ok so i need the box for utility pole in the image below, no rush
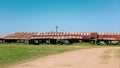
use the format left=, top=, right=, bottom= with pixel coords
left=56, top=26, right=58, bottom=32
left=55, top=26, right=58, bottom=44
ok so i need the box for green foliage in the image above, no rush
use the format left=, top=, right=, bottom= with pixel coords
left=73, top=42, right=92, bottom=46
left=97, top=42, right=107, bottom=46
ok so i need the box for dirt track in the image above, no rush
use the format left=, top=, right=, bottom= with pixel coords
left=12, top=47, right=120, bottom=68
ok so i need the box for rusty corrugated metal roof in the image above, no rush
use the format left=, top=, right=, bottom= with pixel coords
left=3, top=32, right=120, bottom=40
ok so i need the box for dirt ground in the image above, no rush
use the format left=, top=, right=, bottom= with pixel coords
left=12, top=47, right=120, bottom=68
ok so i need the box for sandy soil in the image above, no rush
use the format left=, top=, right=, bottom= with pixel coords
left=12, top=47, right=120, bottom=68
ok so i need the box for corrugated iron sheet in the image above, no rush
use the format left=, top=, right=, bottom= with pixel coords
left=4, top=32, right=120, bottom=40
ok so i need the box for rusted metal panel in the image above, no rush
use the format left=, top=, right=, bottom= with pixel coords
left=90, top=32, right=98, bottom=37
left=3, top=32, right=120, bottom=41
left=99, top=33, right=120, bottom=41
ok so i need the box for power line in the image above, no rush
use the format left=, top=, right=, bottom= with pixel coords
left=55, top=26, right=68, bottom=32
left=58, top=26, right=68, bottom=32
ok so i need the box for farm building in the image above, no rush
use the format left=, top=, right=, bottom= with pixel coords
left=1, top=32, right=120, bottom=45
left=0, top=34, right=7, bottom=43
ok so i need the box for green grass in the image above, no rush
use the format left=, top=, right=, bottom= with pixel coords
left=0, top=44, right=98, bottom=68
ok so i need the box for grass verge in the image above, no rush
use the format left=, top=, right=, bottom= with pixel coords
left=0, top=44, right=99, bottom=68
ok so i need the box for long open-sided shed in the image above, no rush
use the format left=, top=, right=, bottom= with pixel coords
left=2, top=32, right=120, bottom=45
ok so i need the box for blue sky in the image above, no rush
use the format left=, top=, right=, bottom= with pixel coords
left=0, top=0, right=119, bottom=34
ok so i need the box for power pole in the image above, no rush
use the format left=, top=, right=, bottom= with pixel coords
left=55, top=26, right=58, bottom=44
left=56, top=26, right=58, bottom=32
